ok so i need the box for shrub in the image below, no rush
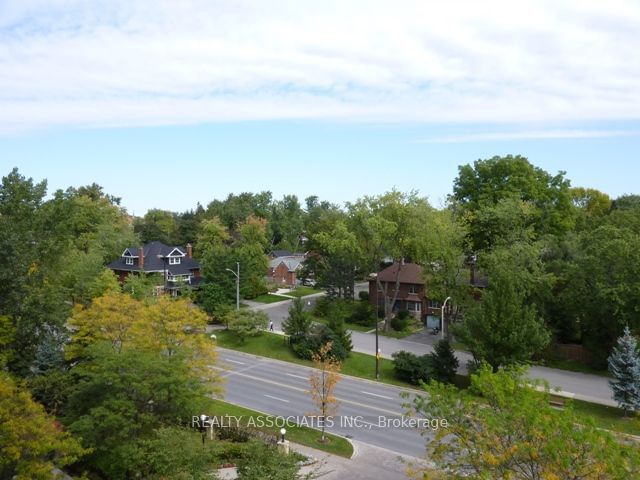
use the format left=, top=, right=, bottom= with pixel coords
left=391, top=315, right=411, bottom=332
left=358, top=291, right=370, bottom=301
left=313, top=296, right=333, bottom=317
left=290, top=324, right=349, bottom=362
left=349, top=301, right=376, bottom=327
left=392, top=351, right=433, bottom=384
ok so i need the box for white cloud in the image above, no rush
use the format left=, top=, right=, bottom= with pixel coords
left=0, top=0, right=639, bottom=133
left=418, top=129, right=640, bottom=143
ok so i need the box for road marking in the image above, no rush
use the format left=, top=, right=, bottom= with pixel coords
left=264, top=394, right=290, bottom=403
left=286, top=373, right=308, bottom=380
left=361, top=391, right=393, bottom=400
left=226, top=359, right=246, bottom=365
left=215, top=367, right=402, bottom=416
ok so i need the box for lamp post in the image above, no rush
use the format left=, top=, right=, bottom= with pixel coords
left=280, top=427, right=286, bottom=442
left=441, top=296, right=451, bottom=341
left=225, top=262, right=240, bottom=311
left=157, top=254, right=168, bottom=293
left=375, top=284, right=380, bottom=380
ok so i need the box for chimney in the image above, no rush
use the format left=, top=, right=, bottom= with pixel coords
left=186, top=243, right=193, bottom=259
left=139, top=246, right=144, bottom=268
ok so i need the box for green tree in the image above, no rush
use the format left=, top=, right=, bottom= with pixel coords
left=282, top=297, right=313, bottom=339
left=451, top=155, right=574, bottom=251
left=226, top=309, right=269, bottom=343
left=134, top=208, right=178, bottom=244
left=428, top=339, right=459, bottom=384
left=0, top=372, right=87, bottom=479
left=455, top=246, right=551, bottom=370
left=406, top=364, right=640, bottom=479
left=236, top=440, right=311, bottom=480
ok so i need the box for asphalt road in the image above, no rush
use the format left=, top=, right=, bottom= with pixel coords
left=254, top=290, right=616, bottom=407
left=216, top=348, right=433, bottom=458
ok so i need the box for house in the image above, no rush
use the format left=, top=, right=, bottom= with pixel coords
left=368, top=262, right=428, bottom=322
left=107, top=241, right=201, bottom=294
left=268, top=249, right=293, bottom=259
left=268, top=254, right=306, bottom=287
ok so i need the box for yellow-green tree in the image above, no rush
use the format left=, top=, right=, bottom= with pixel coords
left=406, top=364, right=640, bottom=479
left=0, top=372, right=87, bottom=479
left=308, top=342, right=342, bottom=442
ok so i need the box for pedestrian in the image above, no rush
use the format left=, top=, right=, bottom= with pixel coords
left=269, top=321, right=274, bottom=332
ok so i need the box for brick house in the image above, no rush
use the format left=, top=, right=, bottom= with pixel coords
left=369, top=262, right=427, bottom=321
left=107, top=241, right=201, bottom=294
left=268, top=254, right=305, bottom=287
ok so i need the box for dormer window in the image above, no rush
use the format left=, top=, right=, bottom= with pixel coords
left=169, top=257, right=181, bottom=265
left=126, top=257, right=134, bottom=265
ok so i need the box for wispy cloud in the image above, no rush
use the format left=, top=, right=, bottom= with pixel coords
left=1, top=0, right=640, bottom=133
left=418, top=129, right=640, bottom=143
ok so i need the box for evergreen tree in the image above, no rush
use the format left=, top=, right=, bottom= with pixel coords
left=282, top=297, right=312, bottom=340
left=429, top=339, right=459, bottom=384
left=608, top=326, right=640, bottom=416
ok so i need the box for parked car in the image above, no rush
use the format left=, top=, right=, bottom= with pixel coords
left=302, top=278, right=317, bottom=287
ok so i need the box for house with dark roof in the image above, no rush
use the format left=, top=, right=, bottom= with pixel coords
left=368, top=262, right=428, bottom=321
left=107, top=241, right=201, bottom=294
left=267, top=254, right=306, bottom=287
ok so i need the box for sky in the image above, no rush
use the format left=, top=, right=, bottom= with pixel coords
left=1, top=0, right=639, bottom=214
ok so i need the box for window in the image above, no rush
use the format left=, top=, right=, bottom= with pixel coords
left=408, top=284, right=419, bottom=294
left=407, top=301, right=421, bottom=312
left=428, top=300, right=440, bottom=309
left=125, top=257, right=134, bottom=265
left=169, top=257, right=181, bottom=265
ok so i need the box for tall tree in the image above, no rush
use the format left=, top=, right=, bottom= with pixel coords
left=455, top=243, right=551, bottom=370
left=451, top=155, right=574, bottom=251
left=282, top=297, right=313, bottom=339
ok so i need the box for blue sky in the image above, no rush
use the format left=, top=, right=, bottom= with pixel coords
left=1, top=1, right=639, bottom=213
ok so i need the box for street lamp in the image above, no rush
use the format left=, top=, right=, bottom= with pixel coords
left=441, top=296, right=451, bottom=341
left=280, top=427, right=286, bottom=442
left=225, top=262, right=240, bottom=310
left=375, top=285, right=380, bottom=380
left=157, top=254, right=168, bottom=293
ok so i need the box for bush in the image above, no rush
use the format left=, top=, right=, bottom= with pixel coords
left=391, top=315, right=411, bottom=332
left=392, top=351, right=433, bottom=385
left=290, top=324, right=349, bottom=362
left=349, top=301, right=376, bottom=327
left=358, top=291, right=369, bottom=301
left=397, top=309, right=411, bottom=320
left=313, top=296, right=333, bottom=317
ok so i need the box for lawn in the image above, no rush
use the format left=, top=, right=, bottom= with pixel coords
left=205, top=398, right=354, bottom=458
left=213, top=330, right=640, bottom=437
left=214, top=329, right=409, bottom=387
left=286, top=286, right=321, bottom=298
left=251, top=293, right=291, bottom=304
left=312, top=315, right=374, bottom=333
left=379, top=324, right=424, bottom=339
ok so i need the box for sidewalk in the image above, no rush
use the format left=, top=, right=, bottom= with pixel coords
left=217, top=439, right=430, bottom=480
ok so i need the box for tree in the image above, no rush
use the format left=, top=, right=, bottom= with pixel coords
left=429, top=339, right=459, bottom=384
left=406, top=364, right=640, bottom=479
left=451, top=155, right=574, bottom=251
left=391, top=351, right=432, bottom=385
left=314, top=220, right=363, bottom=299
left=608, top=327, right=640, bottom=416
left=348, top=190, right=433, bottom=331
left=226, top=309, right=269, bottom=343
left=564, top=225, right=640, bottom=367
left=282, top=297, right=313, bottom=339
left=64, top=345, right=210, bottom=479
left=0, top=372, right=87, bottom=479
left=455, top=249, right=551, bottom=370
left=236, top=440, right=313, bottom=480
left=325, top=313, right=353, bottom=356
left=308, top=342, right=341, bottom=442
left=134, top=208, right=178, bottom=244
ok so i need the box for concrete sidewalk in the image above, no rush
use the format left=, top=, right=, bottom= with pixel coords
left=217, top=439, right=430, bottom=480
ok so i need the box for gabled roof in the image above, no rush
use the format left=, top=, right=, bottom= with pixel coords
left=374, top=262, right=424, bottom=285
left=270, top=255, right=304, bottom=272
left=107, top=241, right=200, bottom=275
left=270, top=249, right=293, bottom=258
